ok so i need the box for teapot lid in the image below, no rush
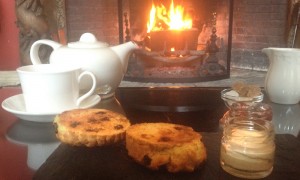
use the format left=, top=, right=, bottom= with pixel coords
left=67, top=33, right=108, bottom=48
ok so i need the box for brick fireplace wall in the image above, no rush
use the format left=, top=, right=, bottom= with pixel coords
left=66, top=0, right=288, bottom=71
left=66, top=0, right=120, bottom=45
left=231, top=0, right=288, bottom=70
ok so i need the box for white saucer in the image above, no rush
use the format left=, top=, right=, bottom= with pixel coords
left=1, top=94, right=101, bottom=122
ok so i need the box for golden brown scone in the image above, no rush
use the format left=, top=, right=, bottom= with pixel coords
left=53, top=109, right=131, bottom=147
left=125, top=123, right=207, bottom=173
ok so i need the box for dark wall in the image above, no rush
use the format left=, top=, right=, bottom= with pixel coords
left=231, top=0, right=288, bottom=70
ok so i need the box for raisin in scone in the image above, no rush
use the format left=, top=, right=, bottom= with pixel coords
left=53, top=109, right=131, bottom=147
left=125, top=123, right=207, bottom=173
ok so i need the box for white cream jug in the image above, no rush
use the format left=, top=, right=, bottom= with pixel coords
left=262, top=47, right=300, bottom=104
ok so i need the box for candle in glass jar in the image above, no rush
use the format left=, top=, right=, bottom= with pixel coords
left=220, top=119, right=275, bottom=179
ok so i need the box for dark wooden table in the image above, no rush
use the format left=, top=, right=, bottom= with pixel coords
left=1, top=87, right=300, bottom=180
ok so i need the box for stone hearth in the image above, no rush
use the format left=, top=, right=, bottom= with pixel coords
left=0, top=68, right=266, bottom=88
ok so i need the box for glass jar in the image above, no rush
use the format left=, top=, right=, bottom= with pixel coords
left=220, top=88, right=265, bottom=126
left=221, top=88, right=264, bottom=109
left=220, top=108, right=275, bottom=179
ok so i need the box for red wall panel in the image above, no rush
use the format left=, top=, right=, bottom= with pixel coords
left=0, top=0, right=20, bottom=70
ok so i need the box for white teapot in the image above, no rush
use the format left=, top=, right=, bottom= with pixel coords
left=30, top=33, right=138, bottom=99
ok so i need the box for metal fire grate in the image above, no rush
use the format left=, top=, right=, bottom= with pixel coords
left=118, top=0, right=234, bottom=83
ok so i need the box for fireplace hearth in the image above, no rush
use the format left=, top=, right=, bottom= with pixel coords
left=121, top=0, right=233, bottom=82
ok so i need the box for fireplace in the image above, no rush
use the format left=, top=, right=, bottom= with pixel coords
left=15, top=0, right=288, bottom=84
left=121, top=0, right=233, bottom=82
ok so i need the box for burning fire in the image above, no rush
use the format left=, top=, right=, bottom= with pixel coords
left=147, top=0, right=193, bottom=33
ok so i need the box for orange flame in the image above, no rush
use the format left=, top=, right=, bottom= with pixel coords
left=147, top=0, right=192, bottom=33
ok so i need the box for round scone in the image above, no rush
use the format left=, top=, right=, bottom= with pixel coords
left=125, top=123, right=207, bottom=173
left=53, top=109, right=131, bottom=147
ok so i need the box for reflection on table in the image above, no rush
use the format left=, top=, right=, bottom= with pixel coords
left=271, top=102, right=300, bottom=137
left=5, top=120, right=60, bottom=170
left=1, top=87, right=300, bottom=180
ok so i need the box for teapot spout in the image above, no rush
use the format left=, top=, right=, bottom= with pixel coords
left=111, top=41, right=139, bottom=73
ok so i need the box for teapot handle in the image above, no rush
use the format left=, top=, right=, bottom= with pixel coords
left=30, top=40, right=62, bottom=64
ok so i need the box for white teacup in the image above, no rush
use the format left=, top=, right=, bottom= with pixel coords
left=17, top=64, right=97, bottom=113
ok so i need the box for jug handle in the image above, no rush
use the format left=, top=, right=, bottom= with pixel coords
left=30, top=40, right=62, bottom=64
